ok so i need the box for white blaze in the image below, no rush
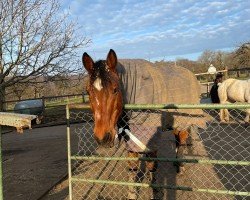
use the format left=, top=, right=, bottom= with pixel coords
left=93, top=78, right=103, bottom=91
left=95, top=112, right=101, bottom=120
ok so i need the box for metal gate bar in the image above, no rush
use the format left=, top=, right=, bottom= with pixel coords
left=71, top=156, right=250, bottom=166
left=69, top=103, right=250, bottom=110
left=71, top=178, right=250, bottom=196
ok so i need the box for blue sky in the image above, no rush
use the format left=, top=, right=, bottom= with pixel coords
left=62, top=0, right=250, bottom=61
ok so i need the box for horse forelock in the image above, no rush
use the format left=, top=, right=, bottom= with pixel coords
left=90, top=60, right=116, bottom=91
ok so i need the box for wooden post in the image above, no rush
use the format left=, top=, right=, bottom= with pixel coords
left=82, top=92, right=85, bottom=103
left=224, top=67, right=228, bottom=79
left=207, top=83, right=210, bottom=98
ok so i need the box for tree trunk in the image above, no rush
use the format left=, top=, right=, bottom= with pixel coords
left=0, top=85, right=6, bottom=111
left=34, top=87, right=37, bottom=98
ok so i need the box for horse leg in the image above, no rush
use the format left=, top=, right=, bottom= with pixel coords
left=127, top=151, right=139, bottom=200
left=219, top=109, right=225, bottom=122
left=173, top=129, right=188, bottom=174
left=218, top=87, right=229, bottom=122
left=220, top=107, right=230, bottom=122
left=224, top=108, right=230, bottom=122
left=244, top=99, right=250, bottom=123
left=245, top=110, right=250, bottom=123
left=220, top=108, right=230, bottom=122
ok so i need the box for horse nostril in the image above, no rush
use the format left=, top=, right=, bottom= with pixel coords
left=94, top=132, right=114, bottom=148
left=103, top=132, right=112, bottom=144
left=109, top=142, right=114, bottom=148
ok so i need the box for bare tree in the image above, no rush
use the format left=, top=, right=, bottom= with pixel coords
left=235, top=42, right=250, bottom=67
left=7, top=82, right=30, bottom=100
left=0, top=0, right=90, bottom=110
left=198, top=50, right=216, bottom=68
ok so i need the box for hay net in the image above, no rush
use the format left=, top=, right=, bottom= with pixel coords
left=117, top=59, right=206, bottom=130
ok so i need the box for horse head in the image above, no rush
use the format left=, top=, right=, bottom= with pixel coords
left=82, top=49, right=123, bottom=148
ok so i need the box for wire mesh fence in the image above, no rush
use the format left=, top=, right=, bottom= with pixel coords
left=67, top=104, right=250, bottom=200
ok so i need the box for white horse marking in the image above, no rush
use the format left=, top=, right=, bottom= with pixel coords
left=95, top=112, right=101, bottom=120
left=94, top=96, right=100, bottom=106
left=93, top=78, right=103, bottom=91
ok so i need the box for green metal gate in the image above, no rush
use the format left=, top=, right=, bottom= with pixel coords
left=66, top=104, right=250, bottom=200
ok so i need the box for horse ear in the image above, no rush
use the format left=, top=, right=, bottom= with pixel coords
left=106, top=49, right=117, bottom=72
left=82, top=52, right=94, bottom=74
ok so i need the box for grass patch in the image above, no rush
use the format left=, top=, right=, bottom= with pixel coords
left=45, top=97, right=84, bottom=107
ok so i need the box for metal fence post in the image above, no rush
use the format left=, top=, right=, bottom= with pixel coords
left=66, top=104, right=72, bottom=200
left=0, top=126, right=3, bottom=200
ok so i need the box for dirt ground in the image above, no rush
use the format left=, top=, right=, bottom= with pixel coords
left=2, top=125, right=78, bottom=200
left=54, top=125, right=249, bottom=200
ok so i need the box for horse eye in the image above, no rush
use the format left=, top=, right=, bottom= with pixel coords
left=113, top=88, right=118, bottom=94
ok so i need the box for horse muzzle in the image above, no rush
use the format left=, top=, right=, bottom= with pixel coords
left=94, top=132, right=115, bottom=148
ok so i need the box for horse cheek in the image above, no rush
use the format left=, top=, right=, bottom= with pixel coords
left=115, top=93, right=123, bottom=122
left=117, top=93, right=123, bottom=119
left=110, top=94, right=122, bottom=128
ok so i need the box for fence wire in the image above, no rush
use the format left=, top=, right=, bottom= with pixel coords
left=67, top=104, right=250, bottom=200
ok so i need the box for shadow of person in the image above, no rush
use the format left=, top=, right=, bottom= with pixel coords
left=126, top=110, right=178, bottom=199
left=146, top=110, right=177, bottom=200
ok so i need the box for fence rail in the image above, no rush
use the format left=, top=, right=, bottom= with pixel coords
left=2, top=94, right=88, bottom=127
left=69, top=103, right=250, bottom=109
left=4, top=93, right=85, bottom=110
left=3, top=93, right=83, bottom=104
left=71, top=156, right=250, bottom=166
left=67, top=103, right=250, bottom=200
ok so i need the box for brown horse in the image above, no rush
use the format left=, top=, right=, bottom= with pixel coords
left=82, top=49, right=123, bottom=148
left=83, top=50, right=162, bottom=198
